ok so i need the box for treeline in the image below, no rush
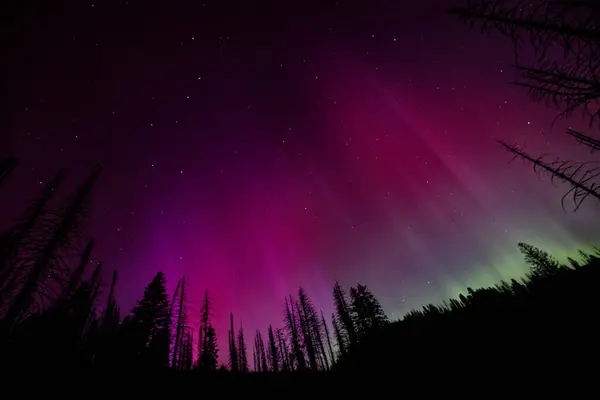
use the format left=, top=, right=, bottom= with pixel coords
left=0, top=159, right=389, bottom=372
left=336, top=244, right=600, bottom=373
left=1, top=158, right=599, bottom=376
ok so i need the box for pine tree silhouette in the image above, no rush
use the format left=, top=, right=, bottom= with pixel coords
left=200, top=324, right=218, bottom=371
left=276, top=328, right=289, bottom=371
left=333, top=281, right=357, bottom=348
left=237, top=324, right=249, bottom=372
left=284, top=295, right=306, bottom=371
left=518, top=242, right=564, bottom=278
left=349, top=284, right=389, bottom=339
left=228, top=312, right=239, bottom=372
left=321, top=309, right=336, bottom=366
left=197, top=289, right=214, bottom=370
left=128, top=271, right=171, bottom=368
left=332, top=312, right=346, bottom=357
left=267, top=325, right=279, bottom=372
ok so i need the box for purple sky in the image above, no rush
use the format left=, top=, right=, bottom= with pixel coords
left=2, top=0, right=599, bottom=362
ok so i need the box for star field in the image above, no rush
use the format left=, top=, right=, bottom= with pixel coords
left=2, top=0, right=600, bottom=357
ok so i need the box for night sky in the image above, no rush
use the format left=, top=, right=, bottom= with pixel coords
left=3, top=0, right=600, bottom=358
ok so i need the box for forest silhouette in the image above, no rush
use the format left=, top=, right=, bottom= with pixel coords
left=2, top=0, right=600, bottom=379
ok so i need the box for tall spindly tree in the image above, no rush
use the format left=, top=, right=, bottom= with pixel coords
left=228, top=312, right=239, bottom=372
left=333, top=282, right=357, bottom=348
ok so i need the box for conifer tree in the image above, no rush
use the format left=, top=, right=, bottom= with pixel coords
left=284, top=295, right=306, bottom=371
left=349, top=284, right=389, bottom=339
left=333, top=281, right=357, bottom=348
left=201, top=325, right=218, bottom=371
left=332, top=313, right=346, bottom=356
left=255, top=330, right=268, bottom=372
left=237, top=325, right=249, bottom=372
left=267, top=325, right=279, bottom=372
left=321, top=310, right=336, bottom=366
left=517, top=242, right=563, bottom=278
left=200, top=289, right=210, bottom=353
left=129, top=271, right=171, bottom=366
left=297, top=287, right=327, bottom=371
left=197, top=289, right=213, bottom=369
left=276, top=328, right=289, bottom=371
left=228, top=312, right=239, bottom=371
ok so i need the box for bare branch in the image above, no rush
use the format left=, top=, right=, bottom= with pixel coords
left=500, top=140, right=600, bottom=211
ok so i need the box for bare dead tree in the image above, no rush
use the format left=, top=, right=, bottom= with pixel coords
left=513, top=63, right=600, bottom=127
left=0, top=169, right=66, bottom=300
left=448, top=1, right=600, bottom=63
left=1, top=166, right=100, bottom=331
left=449, top=0, right=600, bottom=127
left=450, top=1, right=600, bottom=209
left=500, top=140, right=600, bottom=211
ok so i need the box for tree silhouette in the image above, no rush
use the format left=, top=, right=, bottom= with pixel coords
left=321, top=310, right=336, bottom=366
left=171, top=277, right=186, bottom=369
left=450, top=0, right=600, bottom=210
left=228, top=312, right=238, bottom=372
left=0, top=169, right=66, bottom=307
left=566, top=128, right=600, bottom=153
left=200, top=325, right=218, bottom=371
left=297, top=288, right=319, bottom=371
left=284, top=295, right=305, bottom=371
left=200, top=290, right=210, bottom=352
left=2, top=166, right=100, bottom=332
left=449, top=0, right=600, bottom=121
left=333, top=282, right=357, bottom=349
left=267, top=325, right=279, bottom=372
left=197, top=289, right=214, bottom=370
left=253, top=330, right=268, bottom=372
left=237, top=324, right=249, bottom=372
left=128, top=271, right=171, bottom=368
left=499, top=141, right=600, bottom=211
left=518, top=242, right=564, bottom=278
left=349, top=284, right=389, bottom=339
left=276, top=328, right=289, bottom=371
left=331, top=312, right=346, bottom=357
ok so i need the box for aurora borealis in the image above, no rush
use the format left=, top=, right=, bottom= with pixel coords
left=2, top=0, right=600, bottom=358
